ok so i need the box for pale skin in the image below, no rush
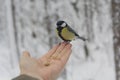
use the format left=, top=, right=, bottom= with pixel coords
left=20, top=42, right=72, bottom=80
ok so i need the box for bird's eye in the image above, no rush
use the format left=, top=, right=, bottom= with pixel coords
left=61, top=23, right=66, bottom=27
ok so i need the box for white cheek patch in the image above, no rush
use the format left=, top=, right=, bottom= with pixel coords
left=61, top=23, right=66, bottom=27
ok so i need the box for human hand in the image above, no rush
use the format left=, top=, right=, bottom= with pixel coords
left=20, top=42, right=72, bottom=80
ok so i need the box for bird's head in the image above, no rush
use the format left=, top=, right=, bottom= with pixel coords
left=56, top=20, right=67, bottom=28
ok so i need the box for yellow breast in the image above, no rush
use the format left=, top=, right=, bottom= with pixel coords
left=61, top=27, right=75, bottom=40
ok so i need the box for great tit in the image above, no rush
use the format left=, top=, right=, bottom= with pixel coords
left=56, top=20, right=86, bottom=42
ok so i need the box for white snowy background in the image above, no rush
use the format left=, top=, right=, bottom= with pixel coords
left=0, top=0, right=117, bottom=80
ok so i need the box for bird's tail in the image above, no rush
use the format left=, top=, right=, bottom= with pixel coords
left=77, top=36, right=87, bottom=41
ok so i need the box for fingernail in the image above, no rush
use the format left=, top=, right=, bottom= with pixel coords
left=23, top=51, right=29, bottom=54
left=65, top=42, right=69, bottom=44
left=62, top=42, right=66, bottom=45
left=63, top=42, right=66, bottom=43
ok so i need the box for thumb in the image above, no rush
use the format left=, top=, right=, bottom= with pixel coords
left=22, top=51, right=31, bottom=58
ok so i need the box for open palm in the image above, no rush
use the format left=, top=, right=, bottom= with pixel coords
left=20, top=42, right=72, bottom=80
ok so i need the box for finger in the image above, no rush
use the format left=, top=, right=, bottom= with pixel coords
left=38, top=44, right=61, bottom=66
left=42, top=43, right=60, bottom=58
left=22, top=51, right=31, bottom=58
left=59, top=44, right=72, bottom=62
left=61, top=48, right=72, bottom=64
left=50, top=45, right=72, bottom=68
left=51, top=42, right=67, bottom=59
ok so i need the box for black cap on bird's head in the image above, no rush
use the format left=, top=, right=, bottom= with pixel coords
left=56, top=20, right=67, bottom=28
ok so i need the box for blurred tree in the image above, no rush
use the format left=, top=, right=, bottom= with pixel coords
left=112, top=0, right=120, bottom=80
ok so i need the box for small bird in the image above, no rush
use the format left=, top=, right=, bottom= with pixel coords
left=56, top=20, right=86, bottom=42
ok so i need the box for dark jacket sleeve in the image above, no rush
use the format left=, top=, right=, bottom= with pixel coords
left=12, top=75, right=39, bottom=80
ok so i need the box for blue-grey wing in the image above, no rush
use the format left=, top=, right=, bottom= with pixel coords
left=67, top=26, right=79, bottom=36
left=67, top=25, right=86, bottom=41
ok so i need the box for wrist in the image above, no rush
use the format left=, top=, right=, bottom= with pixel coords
left=13, top=74, right=40, bottom=80
left=21, top=72, right=44, bottom=80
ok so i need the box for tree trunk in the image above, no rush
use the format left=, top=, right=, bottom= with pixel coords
left=112, top=0, right=120, bottom=80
